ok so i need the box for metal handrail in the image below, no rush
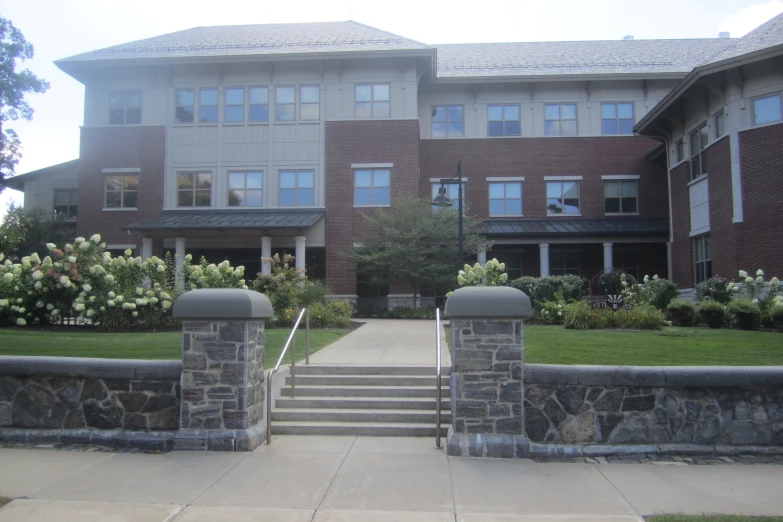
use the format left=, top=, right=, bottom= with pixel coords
left=266, top=307, right=309, bottom=445
left=435, top=307, right=442, bottom=449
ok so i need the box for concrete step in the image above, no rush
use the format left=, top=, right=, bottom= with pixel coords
left=270, top=421, right=450, bottom=437
left=271, top=408, right=452, bottom=423
left=275, top=397, right=450, bottom=410
left=280, top=385, right=448, bottom=398
left=286, top=375, right=450, bottom=387
left=294, top=365, right=450, bottom=376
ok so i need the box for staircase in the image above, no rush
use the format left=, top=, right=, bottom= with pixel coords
left=270, top=365, right=451, bottom=437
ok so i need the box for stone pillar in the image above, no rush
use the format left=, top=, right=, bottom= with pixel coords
left=477, top=250, right=487, bottom=267
left=141, top=238, right=153, bottom=261
left=444, top=286, right=533, bottom=458
left=175, top=237, right=186, bottom=289
left=295, top=235, right=306, bottom=277
left=539, top=243, right=550, bottom=277
left=261, top=236, right=272, bottom=275
left=603, top=242, right=614, bottom=273
left=172, top=289, right=273, bottom=451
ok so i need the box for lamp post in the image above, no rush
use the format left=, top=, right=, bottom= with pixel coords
left=432, top=160, right=463, bottom=266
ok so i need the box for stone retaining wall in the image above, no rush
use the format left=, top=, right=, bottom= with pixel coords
left=0, top=356, right=181, bottom=451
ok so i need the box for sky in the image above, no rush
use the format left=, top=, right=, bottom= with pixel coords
left=2, top=0, right=782, bottom=216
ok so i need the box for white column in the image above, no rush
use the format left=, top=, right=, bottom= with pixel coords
left=539, top=243, right=550, bottom=277
left=175, top=237, right=186, bottom=289
left=603, top=242, right=614, bottom=273
left=141, top=238, right=153, bottom=261
left=295, top=236, right=306, bottom=277
left=261, top=236, right=272, bottom=275
left=477, top=250, right=487, bottom=267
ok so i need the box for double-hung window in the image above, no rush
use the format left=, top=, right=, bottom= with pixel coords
left=544, top=103, right=577, bottom=136
left=431, top=106, right=464, bottom=137
left=354, top=169, right=390, bottom=206
left=488, top=105, right=521, bottom=136
left=753, top=93, right=782, bottom=125
left=105, top=174, right=138, bottom=209
left=604, top=180, right=638, bottom=214
left=550, top=252, right=580, bottom=276
left=690, top=125, right=709, bottom=180
left=279, top=170, right=314, bottom=206
left=714, top=111, right=726, bottom=138
left=300, top=86, right=320, bottom=120
left=546, top=181, right=580, bottom=214
left=54, top=190, right=78, bottom=219
left=694, top=235, right=712, bottom=284
left=175, top=89, right=194, bottom=123
left=431, top=183, right=464, bottom=213
left=355, top=84, right=390, bottom=118
left=601, top=103, right=634, bottom=135
left=109, top=91, right=142, bottom=125
left=675, top=140, right=684, bottom=163
left=228, top=171, right=263, bottom=207
left=225, top=88, right=245, bottom=122
left=249, top=87, right=269, bottom=121
left=489, top=182, right=522, bottom=216
left=199, top=89, right=218, bottom=123
left=276, top=87, right=295, bottom=121
left=177, top=172, right=212, bottom=207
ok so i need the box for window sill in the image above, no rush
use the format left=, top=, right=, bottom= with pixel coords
left=547, top=213, right=582, bottom=217
left=102, top=207, right=138, bottom=212
left=687, top=174, right=708, bottom=187
left=605, top=213, right=640, bottom=217
left=488, top=214, right=524, bottom=218
left=354, top=204, right=391, bottom=208
left=108, top=123, right=143, bottom=127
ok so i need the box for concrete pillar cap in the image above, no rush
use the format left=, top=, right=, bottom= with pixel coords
left=445, top=286, right=533, bottom=319
left=173, top=289, right=273, bottom=319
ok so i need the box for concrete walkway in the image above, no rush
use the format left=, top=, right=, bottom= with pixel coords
left=1, top=438, right=782, bottom=521
left=309, top=319, right=451, bottom=367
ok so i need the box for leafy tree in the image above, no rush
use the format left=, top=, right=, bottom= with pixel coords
left=0, top=204, right=74, bottom=260
left=346, top=197, right=490, bottom=308
left=0, top=18, right=50, bottom=190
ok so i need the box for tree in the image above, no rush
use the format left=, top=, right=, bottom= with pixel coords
left=0, top=18, right=50, bottom=190
left=0, top=204, right=74, bottom=261
left=346, top=197, right=490, bottom=308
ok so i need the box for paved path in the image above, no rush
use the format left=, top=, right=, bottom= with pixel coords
left=1, top=438, right=782, bottom=521
left=309, top=319, right=451, bottom=367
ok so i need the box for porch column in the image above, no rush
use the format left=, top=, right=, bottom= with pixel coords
left=175, top=237, right=186, bottom=290
left=261, top=236, right=272, bottom=275
left=295, top=236, right=306, bottom=277
left=141, top=238, right=153, bottom=261
left=477, top=250, right=487, bottom=267
left=603, top=242, right=614, bottom=273
left=539, top=243, right=550, bottom=277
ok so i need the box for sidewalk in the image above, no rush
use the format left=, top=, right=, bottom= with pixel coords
left=1, top=436, right=782, bottom=521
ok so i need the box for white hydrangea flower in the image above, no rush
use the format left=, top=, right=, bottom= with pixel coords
left=149, top=297, right=159, bottom=305
left=16, top=318, right=26, bottom=326
left=46, top=243, right=56, bottom=250
left=136, top=287, right=144, bottom=295
left=74, top=303, right=85, bottom=312
left=643, top=275, right=650, bottom=283
left=739, top=270, right=748, bottom=278
left=79, top=242, right=90, bottom=250
left=74, top=237, right=85, bottom=245
left=745, top=276, right=753, bottom=283
left=3, top=273, right=14, bottom=282
left=159, top=292, right=171, bottom=300
left=116, top=295, right=124, bottom=302
left=86, top=310, right=95, bottom=317
left=30, top=253, right=40, bottom=264
left=32, top=271, right=43, bottom=280
left=105, top=274, right=115, bottom=284
left=242, top=285, right=249, bottom=290
left=771, top=277, right=779, bottom=286
left=132, top=311, right=139, bottom=317
left=83, top=284, right=92, bottom=293
left=122, top=302, right=131, bottom=309
left=156, top=265, right=165, bottom=273
left=107, top=300, right=115, bottom=307
left=653, top=275, right=659, bottom=280
left=185, top=254, right=192, bottom=261
left=145, top=290, right=155, bottom=297
left=125, top=249, right=133, bottom=257
left=59, top=275, right=70, bottom=286
left=90, top=234, right=101, bottom=243
left=34, top=281, right=42, bottom=289
left=757, top=269, right=764, bottom=277
left=46, top=304, right=54, bottom=311
left=136, top=298, right=147, bottom=306
left=68, top=256, right=76, bottom=263
left=756, top=276, right=763, bottom=284
left=161, top=301, right=171, bottom=310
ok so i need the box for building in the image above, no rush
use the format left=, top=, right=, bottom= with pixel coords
left=6, top=15, right=783, bottom=308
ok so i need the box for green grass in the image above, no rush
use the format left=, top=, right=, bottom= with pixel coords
left=0, top=328, right=348, bottom=370
left=647, top=515, right=783, bottom=522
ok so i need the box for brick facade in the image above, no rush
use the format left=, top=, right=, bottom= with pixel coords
left=705, top=136, right=737, bottom=280
left=670, top=161, right=692, bottom=288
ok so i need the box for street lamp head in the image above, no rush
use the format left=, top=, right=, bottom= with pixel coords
left=431, top=184, right=452, bottom=207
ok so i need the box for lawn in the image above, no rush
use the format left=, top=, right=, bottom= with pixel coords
left=647, top=516, right=783, bottom=522
left=0, top=328, right=348, bottom=369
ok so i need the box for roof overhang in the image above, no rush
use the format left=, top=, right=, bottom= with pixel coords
left=3, top=159, right=80, bottom=192
left=483, top=218, right=669, bottom=238
left=125, top=208, right=324, bottom=235
left=432, top=72, right=688, bottom=84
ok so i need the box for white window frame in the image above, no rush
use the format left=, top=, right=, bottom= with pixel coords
left=752, top=92, right=782, bottom=126
left=355, top=83, right=391, bottom=119
left=353, top=168, right=391, bottom=207
left=603, top=179, right=638, bottom=215
left=198, top=88, right=219, bottom=124
left=279, top=170, right=315, bottom=207
left=224, top=87, right=245, bottom=123
left=600, top=102, right=635, bottom=135
left=544, top=103, right=578, bottom=136
left=299, top=85, right=320, bottom=121
left=105, top=173, right=139, bottom=210
left=487, top=104, right=521, bottom=136
left=689, top=123, right=709, bottom=180
left=227, top=171, right=263, bottom=207
left=714, top=110, right=726, bottom=138
left=109, top=91, right=142, bottom=125
left=488, top=181, right=523, bottom=216
left=175, top=88, right=195, bottom=124
left=694, top=234, right=712, bottom=284
left=249, top=86, right=269, bottom=122
left=275, top=86, right=296, bottom=122
left=430, top=181, right=466, bottom=215
left=53, top=189, right=78, bottom=220
left=675, top=139, right=684, bottom=164
left=550, top=251, right=581, bottom=276
left=431, top=105, right=464, bottom=138
left=546, top=180, right=581, bottom=215
left=176, top=171, right=213, bottom=208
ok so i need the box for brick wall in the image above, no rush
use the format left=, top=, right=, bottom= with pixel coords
left=324, top=120, right=421, bottom=295
left=670, top=161, right=692, bottom=288
left=705, top=136, right=737, bottom=279
left=77, top=126, right=166, bottom=249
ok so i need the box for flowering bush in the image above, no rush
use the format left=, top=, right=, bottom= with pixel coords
left=510, top=275, right=584, bottom=305
left=695, top=276, right=733, bottom=304
left=562, top=300, right=598, bottom=330
left=727, top=298, right=761, bottom=331
left=698, top=300, right=726, bottom=329
left=457, top=259, right=508, bottom=287
left=253, top=254, right=305, bottom=325
left=536, top=297, right=566, bottom=325
left=667, top=299, right=698, bottom=327
left=638, top=275, right=679, bottom=311
left=771, top=303, right=783, bottom=330
left=597, top=270, right=638, bottom=297
left=619, top=304, right=666, bottom=330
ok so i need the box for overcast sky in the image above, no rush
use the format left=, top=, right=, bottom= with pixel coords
left=2, top=0, right=782, bottom=216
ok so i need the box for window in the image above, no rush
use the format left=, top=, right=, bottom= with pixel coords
left=676, top=140, right=684, bottom=163
left=54, top=189, right=78, bottom=219
left=228, top=171, right=262, bottom=207
left=489, top=182, right=523, bottom=216
left=753, top=93, right=782, bottom=125
left=175, top=89, right=194, bottom=123
left=249, top=87, right=269, bottom=121
left=354, top=169, right=390, bottom=206
left=488, top=105, right=521, bottom=136
left=714, top=112, right=726, bottom=138
left=694, top=235, right=712, bottom=284
left=431, top=183, right=464, bottom=213
left=550, top=252, right=580, bottom=276
left=300, top=86, right=320, bottom=120
left=105, top=174, right=138, bottom=209
left=279, top=170, right=314, bottom=206
left=601, top=103, right=634, bottom=135
left=432, top=106, right=464, bottom=137
left=604, top=180, right=637, bottom=214
left=690, top=125, right=709, bottom=180
left=199, top=88, right=218, bottom=123
left=615, top=250, right=639, bottom=280
left=355, top=84, right=390, bottom=118
left=546, top=181, right=580, bottom=214
left=544, top=103, right=577, bottom=136
left=225, top=88, right=245, bottom=122
left=109, top=91, right=141, bottom=125
left=276, top=87, right=295, bottom=121
left=177, top=172, right=212, bottom=207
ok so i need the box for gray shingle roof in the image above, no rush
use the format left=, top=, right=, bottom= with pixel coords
left=483, top=218, right=669, bottom=237
left=125, top=209, right=324, bottom=231
left=57, top=21, right=430, bottom=64
left=436, top=39, right=736, bottom=78
left=706, top=12, right=783, bottom=63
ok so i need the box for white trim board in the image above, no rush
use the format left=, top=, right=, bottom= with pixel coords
left=544, top=176, right=582, bottom=181
left=352, top=163, right=393, bottom=169
left=601, top=175, right=640, bottom=180
left=487, top=176, right=525, bottom=182
left=102, top=167, right=141, bottom=173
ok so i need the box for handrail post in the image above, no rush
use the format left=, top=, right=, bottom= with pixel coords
left=305, top=308, right=310, bottom=365
left=266, top=370, right=272, bottom=445
left=435, top=307, right=442, bottom=449
left=291, top=320, right=297, bottom=398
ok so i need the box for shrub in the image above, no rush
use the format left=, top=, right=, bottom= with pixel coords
left=457, top=259, right=508, bottom=287
left=563, top=300, right=599, bottom=330
left=536, top=298, right=566, bottom=325
left=638, top=275, right=679, bottom=311
left=622, top=304, right=666, bottom=330
left=253, top=254, right=307, bottom=325
left=727, top=299, right=761, bottom=330
left=771, top=303, right=783, bottom=330
left=598, top=309, right=625, bottom=329
left=597, top=270, right=637, bottom=296
left=298, top=280, right=327, bottom=308
left=509, top=275, right=583, bottom=305
left=380, top=306, right=435, bottom=319
left=667, top=299, right=697, bottom=327
left=307, top=300, right=353, bottom=328
left=698, top=300, right=726, bottom=329
left=695, top=276, right=732, bottom=304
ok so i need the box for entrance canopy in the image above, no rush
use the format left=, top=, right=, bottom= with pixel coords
left=483, top=218, right=668, bottom=239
